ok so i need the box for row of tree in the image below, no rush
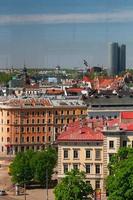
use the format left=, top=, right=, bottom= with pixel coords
left=10, top=148, right=57, bottom=186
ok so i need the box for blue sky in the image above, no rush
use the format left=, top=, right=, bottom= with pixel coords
left=0, top=0, right=133, bottom=68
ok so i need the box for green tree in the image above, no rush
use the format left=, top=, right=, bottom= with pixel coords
left=106, top=147, right=133, bottom=200
left=31, top=147, right=57, bottom=185
left=10, top=150, right=35, bottom=185
left=54, top=169, right=93, bottom=200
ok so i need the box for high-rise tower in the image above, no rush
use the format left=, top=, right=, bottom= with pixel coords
left=109, top=42, right=126, bottom=75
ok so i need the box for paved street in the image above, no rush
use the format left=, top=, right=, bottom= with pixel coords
left=0, top=158, right=55, bottom=200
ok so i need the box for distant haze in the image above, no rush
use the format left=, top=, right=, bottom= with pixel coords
left=0, top=0, right=133, bottom=68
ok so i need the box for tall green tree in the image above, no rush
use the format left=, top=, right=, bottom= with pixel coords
left=31, top=147, right=57, bottom=185
left=106, top=147, right=133, bottom=200
left=10, top=150, right=35, bottom=185
left=54, top=169, right=93, bottom=200
left=10, top=148, right=57, bottom=186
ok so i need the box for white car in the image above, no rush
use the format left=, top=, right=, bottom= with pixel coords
left=0, top=190, right=6, bottom=196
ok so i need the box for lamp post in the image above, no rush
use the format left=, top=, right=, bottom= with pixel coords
left=46, top=168, right=48, bottom=200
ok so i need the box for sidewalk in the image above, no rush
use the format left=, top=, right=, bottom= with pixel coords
left=9, top=188, right=55, bottom=200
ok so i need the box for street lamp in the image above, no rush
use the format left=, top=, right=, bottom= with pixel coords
left=46, top=168, right=48, bottom=200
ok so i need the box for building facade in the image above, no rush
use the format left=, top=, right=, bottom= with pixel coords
left=0, top=97, right=87, bottom=155
left=58, top=120, right=104, bottom=199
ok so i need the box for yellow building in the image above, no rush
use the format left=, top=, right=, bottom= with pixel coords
left=57, top=119, right=104, bottom=197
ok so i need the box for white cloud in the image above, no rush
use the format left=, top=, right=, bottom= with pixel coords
left=0, top=10, right=133, bottom=25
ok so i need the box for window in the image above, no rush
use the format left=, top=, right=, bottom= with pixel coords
left=81, top=110, right=83, bottom=115
left=67, top=119, right=69, bottom=123
left=27, top=119, right=29, bottom=124
left=123, top=140, right=127, bottom=147
left=37, top=136, right=40, bottom=142
left=42, top=136, right=45, bottom=142
left=64, top=150, right=68, bottom=159
left=67, top=110, right=69, bottom=115
left=27, top=127, right=29, bottom=132
left=55, top=127, right=58, bottom=133
left=1, top=137, right=3, bottom=142
left=32, top=112, right=34, bottom=116
left=48, top=127, right=51, bottom=132
left=73, top=164, right=78, bottom=170
left=73, top=110, right=75, bottom=115
left=63, top=164, right=68, bottom=173
left=37, top=127, right=40, bottom=132
left=55, top=119, right=58, bottom=124
left=85, top=164, right=91, bottom=173
left=95, top=150, right=101, bottom=160
left=42, top=119, right=45, bottom=123
left=61, top=110, right=63, bottom=115
left=96, top=164, right=100, bottom=174
left=32, top=127, right=34, bottom=133
left=7, top=128, right=10, bottom=132
left=32, top=136, right=34, bottom=142
left=43, top=111, right=45, bottom=116
left=48, top=136, right=51, bottom=142
left=7, top=120, right=9, bottom=124
left=7, top=137, right=10, bottom=142
left=61, top=119, right=63, bottom=124
left=7, top=111, right=9, bottom=116
left=73, top=150, right=79, bottom=159
left=37, top=119, right=40, bottom=124
left=109, top=141, right=114, bottom=149
left=32, top=119, right=34, bottom=124
left=48, top=119, right=51, bottom=123
left=95, top=180, right=100, bottom=189
left=86, top=149, right=91, bottom=159
left=1, top=127, right=3, bottom=132
left=27, top=137, right=29, bottom=142
left=55, top=111, right=58, bottom=115
left=37, top=112, right=40, bottom=116
left=15, top=137, right=18, bottom=143
left=48, top=111, right=51, bottom=116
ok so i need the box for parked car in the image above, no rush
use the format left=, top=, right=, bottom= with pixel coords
left=0, top=190, right=6, bottom=196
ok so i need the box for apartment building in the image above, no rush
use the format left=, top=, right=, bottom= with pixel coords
left=57, top=113, right=133, bottom=200
left=0, top=97, right=87, bottom=155
left=58, top=119, right=104, bottom=198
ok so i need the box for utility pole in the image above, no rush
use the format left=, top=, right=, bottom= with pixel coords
left=46, top=168, right=48, bottom=200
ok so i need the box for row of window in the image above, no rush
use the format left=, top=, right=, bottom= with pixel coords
left=63, top=163, right=101, bottom=174
left=64, top=149, right=102, bottom=160
left=109, top=140, right=129, bottom=149
left=2, top=118, right=77, bottom=125
left=20, top=126, right=50, bottom=133
left=1, top=136, right=51, bottom=143
left=2, top=126, right=52, bottom=133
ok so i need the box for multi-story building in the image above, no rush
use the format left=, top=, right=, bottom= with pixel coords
left=58, top=119, right=104, bottom=198
left=57, top=112, right=133, bottom=200
left=0, top=97, right=87, bottom=155
left=109, top=42, right=126, bottom=75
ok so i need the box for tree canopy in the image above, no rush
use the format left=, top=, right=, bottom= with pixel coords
left=106, top=147, right=133, bottom=200
left=54, top=169, right=93, bottom=200
left=10, top=148, right=57, bottom=186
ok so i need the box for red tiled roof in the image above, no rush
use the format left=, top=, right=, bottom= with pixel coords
left=58, top=120, right=103, bottom=142
left=66, top=88, right=83, bottom=93
left=46, top=89, right=64, bottom=95
left=121, top=112, right=133, bottom=119
left=120, top=123, right=133, bottom=131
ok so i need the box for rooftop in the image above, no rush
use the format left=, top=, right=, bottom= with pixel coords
left=58, top=119, right=103, bottom=142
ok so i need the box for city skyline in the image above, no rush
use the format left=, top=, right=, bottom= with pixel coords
left=0, top=0, right=133, bottom=68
